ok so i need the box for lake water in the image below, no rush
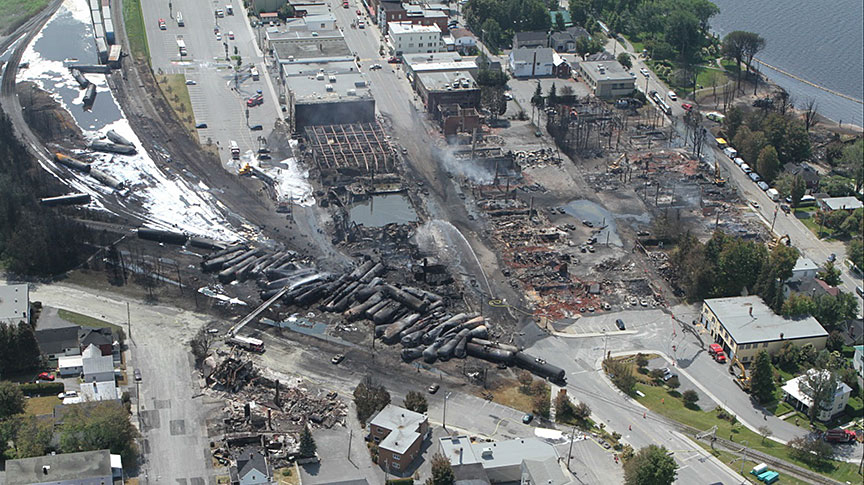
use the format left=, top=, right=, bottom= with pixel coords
left=710, top=0, right=863, bottom=127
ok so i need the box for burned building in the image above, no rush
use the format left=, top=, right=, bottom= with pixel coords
left=305, top=122, right=396, bottom=184
left=439, top=104, right=481, bottom=136
left=415, top=70, right=479, bottom=117
left=271, top=31, right=375, bottom=132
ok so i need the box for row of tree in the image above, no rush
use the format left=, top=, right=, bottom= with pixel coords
left=669, top=230, right=799, bottom=310
left=0, top=110, right=96, bottom=276
left=463, top=0, right=553, bottom=50
left=724, top=108, right=812, bottom=183
left=0, top=321, right=42, bottom=376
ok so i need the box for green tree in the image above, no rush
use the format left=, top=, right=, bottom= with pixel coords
left=532, top=383, right=550, bottom=418
left=573, top=401, right=591, bottom=420
left=812, top=292, right=858, bottom=331
left=741, top=130, right=767, bottom=166
left=756, top=145, right=780, bottom=183
left=14, top=415, right=53, bottom=458
left=722, top=31, right=753, bottom=90
left=569, top=0, right=589, bottom=25
left=59, top=401, right=139, bottom=469
left=554, top=12, right=566, bottom=32
left=665, top=10, right=700, bottom=61
left=681, top=390, right=699, bottom=407
left=723, top=106, right=744, bottom=141
left=617, top=52, right=632, bottom=70
left=623, top=444, right=678, bottom=485
left=757, top=425, right=773, bottom=444
left=825, top=331, right=845, bottom=352
left=848, top=238, right=863, bottom=271
left=840, top=139, right=864, bottom=192
left=750, top=350, right=776, bottom=404
left=404, top=391, right=428, bottom=414
left=790, top=175, right=806, bottom=208
left=797, top=369, right=838, bottom=423
left=554, top=389, right=576, bottom=422
left=531, top=82, right=544, bottom=108
left=0, top=382, right=25, bottom=420
left=605, top=358, right=637, bottom=395
left=818, top=175, right=855, bottom=197
left=781, top=122, right=811, bottom=164
left=426, top=452, right=455, bottom=485
left=817, top=261, right=842, bottom=286
left=773, top=173, right=795, bottom=198
left=276, top=3, right=295, bottom=20
left=547, top=83, right=558, bottom=105
left=517, top=370, right=534, bottom=392
left=480, top=18, right=502, bottom=50
left=788, top=436, right=833, bottom=466
left=781, top=294, right=815, bottom=317
left=298, top=425, right=317, bottom=458
left=353, top=376, right=391, bottom=426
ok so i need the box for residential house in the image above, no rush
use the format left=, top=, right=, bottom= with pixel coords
left=57, top=355, right=84, bottom=377
left=82, top=343, right=115, bottom=383
left=700, top=296, right=828, bottom=364
left=369, top=404, right=429, bottom=474
left=577, top=60, right=635, bottom=98
left=548, top=10, right=573, bottom=28
left=0, top=283, right=29, bottom=325
left=549, top=26, right=589, bottom=53
left=782, top=162, right=820, bottom=190
left=552, top=53, right=571, bottom=78
left=378, top=1, right=407, bottom=32
left=817, top=196, right=863, bottom=211
left=36, top=325, right=81, bottom=360
left=449, top=28, right=476, bottom=53
left=4, top=449, right=121, bottom=485
left=512, top=31, right=548, bottom=50
left=789, top=257, right=820, bottom=282
left=782, top=369, right=852, bottom=421
left=230, top=450, right=272, bottom=485
left=522, top=457, right=577, bottom=484
left=509, top=47, right=554, bottom=78
left=80, top=326, right=114, bottom=356
left=584, top=50, right=615, bottom=62
left=784, top=277, right=839, bottom=299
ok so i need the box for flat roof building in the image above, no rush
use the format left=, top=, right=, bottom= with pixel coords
left=415, top=70, right=479, bottom=116
left=369, top=404, right=429, bottom=474
left=700, top=296, right=828, bottom=364
left=439, top=435, right=565, bottom=483
left=388, top=21, right=442, bottom=55
left=5, top=449, right=120, bottom=484
left=818, top=196, right=863, bottom=211
left=577, top=60, right=635, bottom=98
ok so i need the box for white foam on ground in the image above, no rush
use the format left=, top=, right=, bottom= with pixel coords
left=16, top=0, right=241, bottom=241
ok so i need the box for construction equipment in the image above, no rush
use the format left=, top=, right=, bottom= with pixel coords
left=238, top=163, right=253, bottom=176
left=729, top=357, right=750, bottom=392
left=714, top=163, right=726, bottom=186
left=767, top=234, right=791, bottom=250
left=608, top=153, right=627, bottom=173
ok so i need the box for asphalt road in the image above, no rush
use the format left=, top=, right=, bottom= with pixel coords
left=140, top=0, right=281, bottom=162
left=29, top=283, right=221, bottom=484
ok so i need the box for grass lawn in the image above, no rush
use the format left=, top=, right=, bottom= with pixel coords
left=0, top=0, right=50, bottom=35
left=794, top=209, right=834, bottom=238
left=25, top=395, right=61, bottom=416
left=771, top=400, right=794, bottom=417
left=489, top=381, right=537, bottom=415
left=634, top=383, right=861, bottom=483
left=58, top=309, right=123, bottom=333
left=696, top=67, right=729, bottom=91
left=122, top=0, right=149, bottom=61
left=156, top=74, right=197, bottom=136
left=274, top=466, right=301, bottom=485
left=700, top=445, right=813, bottom=485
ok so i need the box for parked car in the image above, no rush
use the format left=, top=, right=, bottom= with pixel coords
left=757, top=181, right=770, bottom=191
left=185, top=80, right=196, bottom=85
left=228, top=31, right=235, bottom=40
left=706, top=112, right=725, bottom=122
left=615, top=319, right=626, bottom=330
left=331, top=354, right=344, bottom=364
left=58, top=390, right=78, bottom=399
left=158, top=18, right=167, bottom=30
left=37, top=372, right=54, bottom=381
left=681, top=103, right=693, bottom=111
left=195, top=122, right=208, bottom=129
left=640, top=68, right=649, bottom=77
left=667, top=90, right=677, bottom=100
left=428, top=383, right=440, bottom=394
left=522, top=413, right=534, bottom=424
left=250, top=124, right=263, bottom=131
left=134, top=369, right=142, bottom=381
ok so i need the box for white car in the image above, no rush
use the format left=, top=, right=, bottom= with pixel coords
left=58, top=390, right=78, bottom=399
left=216, top=33, right=222, bottom=41
left=640, top=68, right=649, bottom=77
left=667, top=90, right=677, bottom=101
left=228, top=31, right=235, bottom=40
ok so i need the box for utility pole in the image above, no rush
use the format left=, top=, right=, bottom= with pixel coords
left=566, top=426, right=577, bottom=469
left=443, top=392, right=452, bottom=431
left=126, top=302, right=132, bottom=343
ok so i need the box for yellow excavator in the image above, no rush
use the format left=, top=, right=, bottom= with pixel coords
left=714, top=163, right=726, bottom=186
left=608, top=153, right=627, bottom=173
left=238, top=163, right=253, bottom=176
left=768, top=234, right=791, bottom=250
left=729, top=357, right=750, bottom=392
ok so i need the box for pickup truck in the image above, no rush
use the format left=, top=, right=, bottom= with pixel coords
left=824, top=429, right=857, bottom=443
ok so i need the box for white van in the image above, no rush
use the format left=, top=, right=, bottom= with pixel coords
left=226, top=4, right=234, bottom=15
left=723, top=147, right=738, bottom=158
left=740, top=163, right=752, bottom=174
left=733, top=157, right=745, bottom=167
left=176, top=11, right=184, bottom=26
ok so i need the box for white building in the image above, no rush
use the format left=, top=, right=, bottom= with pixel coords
left=57, top=355, right=84, bottom=377
left=82, top=344, right=115, bottom=383
left=387, top=21, right=442, bottom=55
left=0, top=283, right=29, bottom=325
left=789, top=257, right=819, bottom=283
left=781, top=369, right=852, bottom=422
left=854, top=345, right=863, bottom=388
left=509, top=47, right=554, bottom=78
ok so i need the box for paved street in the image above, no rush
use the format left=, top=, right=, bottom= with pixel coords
left=29, top=283, right=221, bottom=484
left=140, top=0, right=281, bottom=162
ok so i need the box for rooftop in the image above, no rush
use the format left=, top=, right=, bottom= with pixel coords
left=281, top=60, right=372, bottom=102
left=782, top=369, right=852, bottom=408
left=271, top=31, right=354, bottom=63
left=511, top=47, right=554, bottom=64
left=80, top=379, right=119, bottom=401
left=523, top=457, right=576, bottom=484
left=416, top=70, right=476, bottom=91
left=58, top=354, right=84, bottom=368
left=82, top=343, right=115, bottom=376
left=35, top=325, right=81, bottom=355
left=514, top=31, right=548, bottom=44
left=389, top=21, right=441, bottom=35
left=704, top=296, right=828, bottom=344
left=819, top=196, right=863, bottom=210
left=5, top=449, right=112, bottom=484
left=579, top=60, right=632, bottom=82
left=370, top=404, right=427, bottom=454
left=439, top=435, right=559, bottom=470
left=792, top=257, right=819, bottom=273
left=0, top=283, right=29, bottom=323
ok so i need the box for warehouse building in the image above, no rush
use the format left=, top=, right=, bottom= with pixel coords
left=700, top=296, right=828, bottom=364
left=577, top=60, right=635, bottom=98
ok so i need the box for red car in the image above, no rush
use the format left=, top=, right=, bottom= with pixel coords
left=356, top=9, right=362, bottom=15
left=342, top=1, right=349, bottom=8
left=681, top=103, right=693, bottom=111
left=387, top=56, right=400, bottom=64
left=158, top=18, right=167, bottom=30
left=37, top=372, right=55, bottom=381
left=246, top=94, right=263, bottom=107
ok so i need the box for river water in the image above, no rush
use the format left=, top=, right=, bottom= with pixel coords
left=710, top=0, right=863, bottom=127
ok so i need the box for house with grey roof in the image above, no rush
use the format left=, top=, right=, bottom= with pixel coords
left=509, top=47, right=554, bottom=78
left=230, top=450, right=271, bottom=485
left=4, top=449, right=121, bottom=484
left=550, top=26, right=590, bottom=53
left=439, top=435, right=572, bottom=483
left=369, top=404, right=429, bottom=475
left=818, top=196, right=863, bottom=211
left=700, top=296, right=828, bottom=364
left=82, top=343, right=115, bottom=383
left=36, top=325, right=82, bottom=360
left=512, top=31, right=548, bottom=50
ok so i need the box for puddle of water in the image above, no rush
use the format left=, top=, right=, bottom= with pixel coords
left=562, top=199, right=652, bottom=247
left=349, top=194, right=417, bottom=227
